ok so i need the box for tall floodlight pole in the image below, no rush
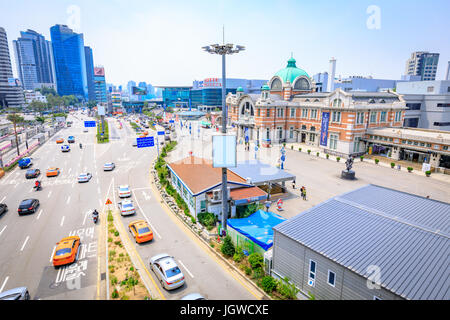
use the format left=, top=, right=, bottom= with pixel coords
left=202, top=42, right=245, bottom=233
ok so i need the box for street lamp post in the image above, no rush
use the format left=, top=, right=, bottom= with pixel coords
left=202, top=42, right=245, bottom=233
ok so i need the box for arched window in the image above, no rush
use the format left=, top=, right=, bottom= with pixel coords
left=310, top=126, right=316, bottom=132
left=369, top=99, right=376, bottom=104
left=314, top=99, right=320, bottom=102
left=271, top=78, right=282, bottom=90
left=333, top=98, right=343, bottom=107
left=294, top=78, right=310, bottom=90
left=241, top=102, right=254, bottom=116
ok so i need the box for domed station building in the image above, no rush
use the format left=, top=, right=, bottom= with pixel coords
left=225, top=56, right=431, bottom=162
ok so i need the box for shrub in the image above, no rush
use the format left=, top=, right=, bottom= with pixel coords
left=336, top=156, right=341, bottom=162
left=197, top=211, right=217, bottom=230
left=290, top=145, right=293, bottom=150
left=326, top=154, right=329, bottom=159
left=114, top=231, right=119, bottom=237
left=307, top=149, right=311, bottom=154
left=248, top=252, right=264, bottom=269
left=375, top=159, right=379, bottom=164
left=316, top=152, right=320, bottom=156
left=233, top=247, right=245, bottom=263
left=190, top=216, right=196, bottom=224
left=360, top=156, right=364, bottom=161
left=425, top=170, right=431, bottom=176
left=260, top=276, right=277, bottom=293
left=252, top=267, right=264, bottom=279
left=390, top=162, right=395, bottom=168
left=221, top=235, right=235, bottom=257
left=244, top=266, right=252, bottom=275
left=276, top=277, right=299, bottom=300
left=299, top=147, right=302, bottom=152
left=111, top=289, right=119, bottom=299
left=407, top=167, right=413, bottom=172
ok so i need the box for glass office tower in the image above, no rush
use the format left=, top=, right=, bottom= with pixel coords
left=84, top=46, right=96, bottom=102
left=94, top=66, right=107, bottom=104
left=50, top=24, right=88, bottom=100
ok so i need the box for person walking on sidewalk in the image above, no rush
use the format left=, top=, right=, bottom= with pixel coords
left=301, top=186, right=307, bottom=200
left=292, top=179, right=296, bottom=190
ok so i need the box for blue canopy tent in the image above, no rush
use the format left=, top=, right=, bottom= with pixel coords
left=227, top=209, right=286, bottom=255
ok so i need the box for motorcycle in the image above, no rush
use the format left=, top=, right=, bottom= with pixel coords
left=33, top=181, right=42, bottom=191
left=92, top=210, right=99, bottom=224
left=79, top=143, right=83, bottom=149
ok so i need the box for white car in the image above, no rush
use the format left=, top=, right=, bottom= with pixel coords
left=78, top=173, right=92, bottom=183
left=83, top=128, right=88, bottom=133
left=149, top=254, right=185, bottom=290
left=118, top=200, right=136, bottom=216
left=103, top=162, right=115, bottom=171
left=118, top=185, right=131, bottom=198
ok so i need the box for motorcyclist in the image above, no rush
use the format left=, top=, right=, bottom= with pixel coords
left=92, top=209, right=99, bottom=222
left=34, top=180, right=41, bottom=190
left=79, top=143, right=82, bottom=149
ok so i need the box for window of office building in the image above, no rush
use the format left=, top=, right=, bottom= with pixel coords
left=404, top=118, right=419, bottom=127
left=380, top=111, right=387, bottom=122
left=257, top=109, right=260, bottom=116
left=329, top=134, right=338, bottom=150
left=332, top=111, right=341, bottom=123
left=370, top=112, right=377, bottom=123
left=289, top=127, right=294, bottom=139
left=266, top=109, right=270, bottom=117
left=406, top=103, right=421, bottom=110
left=310, top=109, right=317, bottom=119
left=437, top=103, right=450, bottom=108
left=310, top=133, right=315, bottom=142
left=277, top=108, right=284, bottom=118
left=302, top=109, right=308, bottom=118
left=395, top=111, right=402, bottom=122
left=356, top=112, right=364, bottom=124
left=266, top=128, right=270, bottom=140
left=277, top=127, right=283, bottom=139
left=290, top=108, right=295, bottom=118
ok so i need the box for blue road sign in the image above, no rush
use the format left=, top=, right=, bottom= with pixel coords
left=137, top=136, right=154, bottom=148
left=84, top=121, right=96, bottom=127
left=157, top=131, right=165, bottom=136
left=169, top=120, right=174, bottom=123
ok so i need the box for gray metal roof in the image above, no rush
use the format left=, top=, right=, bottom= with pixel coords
left=273, top=184, right=450, bottom=300
left=229, top=160, right=296, bottom=185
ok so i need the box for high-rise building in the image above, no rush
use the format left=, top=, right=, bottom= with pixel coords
left=84, top=46, right=96, bottom=102
left=446, top=61, right=450, bottom=81
left=13, top=29, right=55, bottom=91
left=50, top=24, right=88, bottom=100
left=405, top=51, right=439, bottom=81
left=0, top=27, right=24, bottom=108
left=94, top=66, right=107, bottom=104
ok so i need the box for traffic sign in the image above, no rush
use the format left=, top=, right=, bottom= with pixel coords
left=105, top=198, right=112, bottom=205
left=157, top=131, right=165, bottom=136
left=137, top=136, right=154, bottom=148
left=169, top=120, right=174, bottom=123
left=84, top=121, right=96, bottom=127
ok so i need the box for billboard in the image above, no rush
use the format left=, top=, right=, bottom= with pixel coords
left=132, top=86, right=147, bottom=95
left=94, top=67, right=105, bottom=76
left=8, top=78, right=21, bottom=87
left=319, top=112, right=330, bottom=147
left=202, top=78, right=222, bottom=88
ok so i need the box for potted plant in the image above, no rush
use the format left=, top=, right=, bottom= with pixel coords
left=307, top=149, right=311, bottom=154
left=290, top=145, right=293, bottom=150
left=390, top=162, right=395, bottom=168
left=299, top=147, right=302, bottom=152
left=336, top=156, right=341, bottom=162
left=375, top=159, right=379, bottom=165
left=316, top=152, right=320, bottom=157
left=425, top=170, right=431, bottom=177
left=360, top=155, right=364, bottom=161
left=283, top=143, right=286, bottom=147
left=407, top=167, right=413, bottom=173
left=326, top=154, right=329, bottom=159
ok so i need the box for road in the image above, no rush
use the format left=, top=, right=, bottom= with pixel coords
left=0, top=111, right=258, bottom=300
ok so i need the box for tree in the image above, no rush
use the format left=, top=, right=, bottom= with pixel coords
left=221, top=235, right=235, bottom=257
left=7, top=111, right=25, bottom=156
left=28, top=100, right=48, bottom=116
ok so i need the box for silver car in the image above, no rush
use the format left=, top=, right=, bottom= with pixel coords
left=149, top=254, right=185, bottom=290
left=181, top=293, right=206, bottom=300
left=103, top=162, right=115, bottom=171
left=0, top=287, right=30, bottom=300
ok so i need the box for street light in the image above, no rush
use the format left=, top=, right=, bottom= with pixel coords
left=202, top=42, right=245, bottom=234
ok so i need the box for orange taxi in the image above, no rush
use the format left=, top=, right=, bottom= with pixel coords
left=142, top=131, right=149, bottom=136
left=128, top=220, right=153, bottom=243
left=52, top=236, right=81, bottom=267
left=46, top=167, right=60, bottom=177
left=56, top=138, right=64, bottom=144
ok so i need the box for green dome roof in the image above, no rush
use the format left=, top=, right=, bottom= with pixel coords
left=236, top=86, right=244, bottom=92
left=274, top=57, right=309, bottom=84
left=261, top=84, right=270, bottom=91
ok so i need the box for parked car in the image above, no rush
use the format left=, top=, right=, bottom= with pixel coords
left=77, top=173, right=92, bottom=183
left=118, top=200, right=136, bottom=216
left=103, top=162, right=115, bottom=171
left=149, top=253, right=185, bottom=290
left=0, top=287, right=30, bottom=300
left=0, top=203, right=7, bottom=217
left=17, top=199, right=40, bottom=215
left=25, top=168, right=40, bottom=179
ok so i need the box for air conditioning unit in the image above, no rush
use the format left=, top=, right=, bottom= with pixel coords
left=212, top=189, right=221, bottom=202
left=264, top=249, right=273, bottom=275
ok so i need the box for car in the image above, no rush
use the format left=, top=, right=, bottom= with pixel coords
left=77, top=173, right=92, bottom=183
left=0, top=203, right=7, bottom=217
left=180, top=293, right=206, bottom=300
left=118, top=200, right=136, bottom=216
left=18, top=157, right=32, bottom=169
left=128, top=220, right=153, bottom=243
left=149, top=254, right=185, bottom=290
left=61, top=144, right=70, bottom=152
left=118, top=185, right=131, bottom=198
left=0, top=287, right=30, bottom=300
left=46, top=167, right=60, bottom=177
left=83, top=128, right=88, bottom=133
left=103, top=162, right=115, bottom=171
left=25, top=168, right=40, bottom=179
left=17, top=199, right=39, bottom=215
left=52, top=236, right=81, bottom=267
left=56, top=138, right=64, bottom=144
left=67, top=136, right=75, bottom=143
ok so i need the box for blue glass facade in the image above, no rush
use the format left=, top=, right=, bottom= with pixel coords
left=84, top=46, right=96, bottom=102
left=190, top=88, right=236, bottom=107
left=50, top=25, right=88, bottom=100
left=162, top=87, right=191, bottom=107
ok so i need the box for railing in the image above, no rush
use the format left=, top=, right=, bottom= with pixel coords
left=4, top=142, right=39, bottom=168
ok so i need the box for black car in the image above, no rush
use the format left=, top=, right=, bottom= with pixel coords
left=25, top=168, right=40, bottom=179
left=17, top=199, right=39, bottom=215
left=0, top=203, right=7, bottom=217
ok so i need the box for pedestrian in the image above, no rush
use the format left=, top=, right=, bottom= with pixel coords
left=302, top=187, right=307, bottom=200
left=292, top=179, right=296, bottom=189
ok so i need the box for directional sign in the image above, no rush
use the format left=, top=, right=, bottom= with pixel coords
left=84, top=121, right=96, bottom=127
left=137, top=136, right=154, bottom=148
left=157, top=131, right=165, bottom=136
left=169, top=120, right=174, bottom=123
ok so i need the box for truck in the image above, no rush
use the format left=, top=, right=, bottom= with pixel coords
left=18, top=157, right=32, bottom=169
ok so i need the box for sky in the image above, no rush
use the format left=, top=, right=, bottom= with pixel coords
left=1, top=0, right=450, bottom=88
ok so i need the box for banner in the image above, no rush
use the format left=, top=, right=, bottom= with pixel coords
left=319, top=112, right=330, bottom=147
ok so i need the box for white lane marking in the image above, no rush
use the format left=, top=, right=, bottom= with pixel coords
left=82, top=211, right=90, bottom=226
left=132, top=193, right=161, bottom=239
left=72, top=181, right=75, bottom=188
left=66, top=196, right=71, bottom=204
left=68, top=168, right=72, bottom=174
left=0, top=225, right=6, bottom=237
left=0, top=276, right=9, bottom=293
left=98, top=199, right=102, bottom=207
left=178, top=260, right=194, bottom=278
left=0, top=196, right=5, bottom=203
left=97, top=187, right=101, bottom=194
left=60, top=216, right=65, bottom=226
left=20, top=236, right=30, bottom=251
left=36, top=209, right=43, bottom=220
left=50, top=246, right=56, bottom=262
left=96, top=178, right=99, bottom=184
left=47, top=190, right=52, bottom=198
left=13, top=183, right=18, bottom=189
left=142, top=191, right=150, bottom=200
